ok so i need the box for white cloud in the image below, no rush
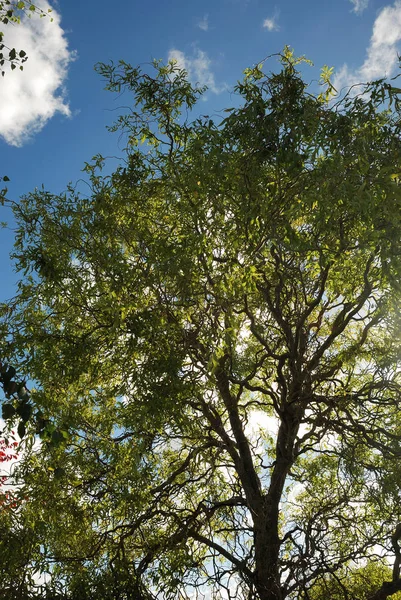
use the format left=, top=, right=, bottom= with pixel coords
left=263, top=14, right=279, bottom=32
left=197, top=14, right=209, bottom=31
left=350, top=0, right=369, bottom=14
left=0, top=0, right=74, bottom=147
left=168, top=48, right=226, bottom=94
left=334, top=1, right=401, bottom=92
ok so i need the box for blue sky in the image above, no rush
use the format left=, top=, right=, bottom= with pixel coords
left=0, top=0, right=399, bottom=299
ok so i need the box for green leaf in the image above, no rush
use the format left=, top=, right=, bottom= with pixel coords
left=4, top=380, right=17, bottom=396
left=16, top=401, right=32, bottom=422
left=51, top=429, right=65, bottom=446
left=2, top=403, right=15, bottom=420
left=17, top=421, right=25, bottom=439
left=17, top=384, right=29, bottom=401
left=53, top=467, right=65, bottom=479
left=2, top=366, right=16, bottom=385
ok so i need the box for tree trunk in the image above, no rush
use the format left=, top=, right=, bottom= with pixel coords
left=252, top=420, right=298, bottom=600
left=253, top=498, right=283, bottom=600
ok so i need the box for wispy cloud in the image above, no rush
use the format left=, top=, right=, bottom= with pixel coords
left=168, top=48, right=226, bottom=94
left=263, top=12, right=279, bottom=32
left=334, top=1, right=401, bottom=92
left=350, top=0, right=369, bottom=14
left=197, top=14, right=209, bottom=31
left=0, top=0, right=75, bottom=147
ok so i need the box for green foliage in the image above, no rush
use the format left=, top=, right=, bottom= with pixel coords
left=305, top=562, right=401, bottom=600
left=3, top=50, right=401, bottom=599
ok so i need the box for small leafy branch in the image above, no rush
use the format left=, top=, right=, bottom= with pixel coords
left=0, top=1, right=53, bottom=76
left=0, top=361, right=68, bottom=446
left=0, top=361, right=32, bottom=439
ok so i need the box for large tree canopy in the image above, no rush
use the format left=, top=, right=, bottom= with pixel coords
left=3, top=48, right=401, bottom=599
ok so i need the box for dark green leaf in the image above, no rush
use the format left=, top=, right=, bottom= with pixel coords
left=16, top=401, right=32, bottom=422
left=2, top=366, right=16, bottom=385
left=17, top=421, right=26, bottom=439
left=4, top=380, right=17, bottom=396
left=50, top=429, right=65, bottom=447
left=2, top=403, right=15, bottom=420
left=53, top=467, right=65, bottom=479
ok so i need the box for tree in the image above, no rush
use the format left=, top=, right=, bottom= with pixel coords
left=3, top=48, right=401, bottom=599
left=0, top=1, right=53, bottom=76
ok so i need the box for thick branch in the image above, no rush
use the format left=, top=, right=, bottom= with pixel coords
left=368, top=525, right=401, bottom=600
left=215, top=364, right=263, bottom=516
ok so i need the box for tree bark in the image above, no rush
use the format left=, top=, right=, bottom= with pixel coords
left=253, top=407, right=301, bottom=600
